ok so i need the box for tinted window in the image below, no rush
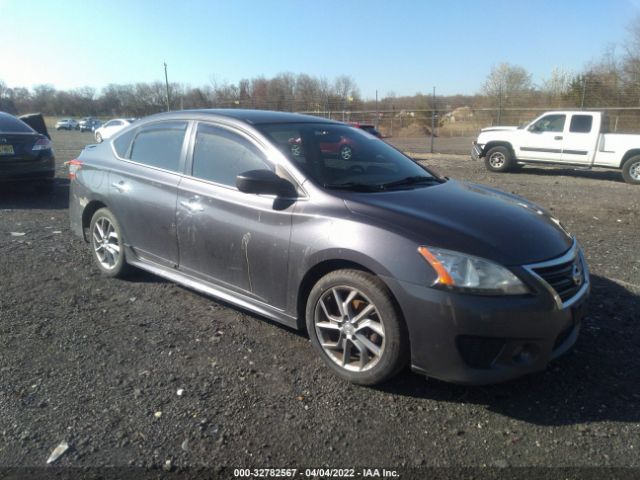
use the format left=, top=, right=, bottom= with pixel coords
left=192, top=123, right=270, bottom=186
left=113, top=127, right=137, bottom=158
left=129, top=121, right=187, bottom=171
left=569, top=115, right=593, bottom=133
left=530, top=114, right=566, bottom=133
left=257, top=123, right=432, bottom=188
left=0, top=113, right=34, bottom=133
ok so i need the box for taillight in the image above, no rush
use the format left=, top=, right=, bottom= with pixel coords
left=32, top=138, right=53, bottom=151
left=67, top=159, right=83, bottom=180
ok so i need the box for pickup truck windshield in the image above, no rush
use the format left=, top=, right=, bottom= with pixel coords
left=257, top=123, right=437, bottom=190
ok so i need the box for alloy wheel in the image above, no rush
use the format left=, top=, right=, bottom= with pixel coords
left=314, top=286, right=385, bottom=372
left=92, top=216, right=121, bottom=270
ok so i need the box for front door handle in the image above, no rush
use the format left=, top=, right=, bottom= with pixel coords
left=180, top=198, right=204, bottom=213
left=554, top=136, right=563, bottom=140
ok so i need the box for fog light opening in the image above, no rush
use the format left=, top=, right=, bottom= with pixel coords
left=512, top=343, right=539, bottom=365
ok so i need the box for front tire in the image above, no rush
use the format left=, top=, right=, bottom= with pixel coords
left=621, top=155, right=640, bottom=184
left=484, top=146, right=514, bottom=172
left=306, top=269, right=409, bottom=385
left=89, top=208, right=131, bottom=278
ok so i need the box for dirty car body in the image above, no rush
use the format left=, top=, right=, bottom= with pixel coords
left=69, top=109, right=590, bottom=385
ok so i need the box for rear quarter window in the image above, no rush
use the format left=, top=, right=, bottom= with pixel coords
left=112, top=128, right=137, bottom=158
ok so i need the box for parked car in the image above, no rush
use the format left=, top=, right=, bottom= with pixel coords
left=349, top=122, right=382, bottom=138
left=472, top=110, right=640, bottom=184
left=69, top=109, right=589, bottom=386
left=79, top=117, right=102, bottom=132
left=0, top=111, right=55, bottom=192
left=94, top=118, right=134, bottom=142
left=55, top=118, right=78, bottom=130
left=288, top=132, right=357, bottom=160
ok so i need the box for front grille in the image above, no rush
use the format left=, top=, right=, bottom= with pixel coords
left=532, top=256, right=584, bottom=303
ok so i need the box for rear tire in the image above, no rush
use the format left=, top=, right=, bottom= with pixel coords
left=621, top=155, right=640, bottom=184
left=89, top=208, right=131, bottom=278
left=96, top=132, right=103, bottom=143
left=305, top=269, right=409, bottom=385
left=484, top=146, right=514, bottom=172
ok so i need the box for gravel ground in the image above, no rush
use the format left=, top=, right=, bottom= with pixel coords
left=0, top=130, right=639, bottom=476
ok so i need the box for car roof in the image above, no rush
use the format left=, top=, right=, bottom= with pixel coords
left=142, top=109, right=339, bottom=126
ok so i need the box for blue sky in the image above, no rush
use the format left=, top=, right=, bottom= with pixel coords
left=0, top=0, right=637, bottom=99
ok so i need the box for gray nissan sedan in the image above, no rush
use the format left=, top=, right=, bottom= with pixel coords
left=69, top=110, right=590, bottom=385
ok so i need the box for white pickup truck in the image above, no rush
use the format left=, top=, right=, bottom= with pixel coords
left=471, top=110, right=640, bottom=184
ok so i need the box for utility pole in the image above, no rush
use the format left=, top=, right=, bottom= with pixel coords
left=375, top=89, right=379, bottom=129
left=497, top=84, right=502, bottom=125
left=430, top=86, right=436, bottom=154
left=164, top=62, right=171, bottom=112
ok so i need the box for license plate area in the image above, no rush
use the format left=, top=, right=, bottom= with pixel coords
left=0, top=144, right=15, bottom=155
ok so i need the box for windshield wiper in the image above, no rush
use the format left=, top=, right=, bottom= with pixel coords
left=378, top=175, right=442, bottom=190
left=323, top=182, right=381, bottom=192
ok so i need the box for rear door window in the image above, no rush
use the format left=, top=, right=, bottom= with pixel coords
left=191, top=123, right=271, bottom=187
left=128, top=121, right=187, bottom=172
left=569, top=115, right=593, bottom=133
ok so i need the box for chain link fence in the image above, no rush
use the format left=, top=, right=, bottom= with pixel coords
left=298, top=106, right=640, bottom=155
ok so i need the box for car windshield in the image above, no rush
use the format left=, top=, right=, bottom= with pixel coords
left=257, top=123, right=438, bottom=191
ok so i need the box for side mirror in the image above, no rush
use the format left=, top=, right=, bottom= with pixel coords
left=236, top=169, right=297, bottom=197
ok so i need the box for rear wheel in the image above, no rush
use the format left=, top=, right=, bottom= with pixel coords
left=621, top=155, right=640, bottom=184
left=89, top=208, right=131, bottom=278
left=306, top=269, right=409, bottom=385
left=484, top=146, right=514, bottom=172
left=95, top=132, right=103, bottom=143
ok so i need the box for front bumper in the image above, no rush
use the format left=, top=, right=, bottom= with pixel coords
left=471, top=142, right=484, bottom=160
left=382, top=253, right=590, bottom=385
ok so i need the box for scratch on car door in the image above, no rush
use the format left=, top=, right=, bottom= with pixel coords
left=241, top=232, right=253, bottom=292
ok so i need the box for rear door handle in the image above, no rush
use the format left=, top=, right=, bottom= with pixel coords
left=111, top=181, right=127, bottom=192
left=180, top=198, right=204, bottom=213
left=554, top=136, right=563, bottom=140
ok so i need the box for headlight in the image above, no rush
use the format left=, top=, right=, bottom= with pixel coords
left=418, top=246, right=529, bottom=295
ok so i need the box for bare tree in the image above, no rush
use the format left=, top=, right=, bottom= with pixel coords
left=481, top=63, right=533, bottom=105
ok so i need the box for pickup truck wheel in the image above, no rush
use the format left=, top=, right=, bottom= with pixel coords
left=622, top=155, right=640, bottom=184
left=484, top=146, right=513, bottom=172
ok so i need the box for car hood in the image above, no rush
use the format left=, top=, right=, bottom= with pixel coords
left=480, top=126, right=519, bottom=133
left=343, top=179, right=573, bottom=266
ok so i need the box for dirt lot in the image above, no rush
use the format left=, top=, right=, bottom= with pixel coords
left=1, top=129, right=639, bottom=476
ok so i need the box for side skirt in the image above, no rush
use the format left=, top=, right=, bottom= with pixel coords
left=125, top=249, right=299, bottom=330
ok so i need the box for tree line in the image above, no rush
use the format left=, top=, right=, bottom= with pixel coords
left=0, top=74, right=363, bottom=118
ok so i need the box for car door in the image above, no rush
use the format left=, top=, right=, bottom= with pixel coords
left=561, top=114, right=595, bottom=164
left=108, top=120, right=189, bottom=268
left=516, top=113, right=566, bottom=162
left=176, top=122, right=295, bottom=309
